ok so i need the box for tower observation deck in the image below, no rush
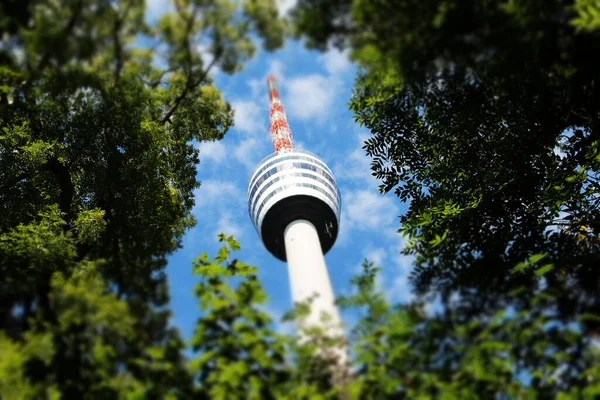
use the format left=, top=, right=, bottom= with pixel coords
left=248, top=148, right=341, bottom=261
left=247, top=75, right=345, bottom=346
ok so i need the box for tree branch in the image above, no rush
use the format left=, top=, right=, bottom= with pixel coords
left=30, top=0, right=84, bottom=80
left=159, top=55, right=219, bottom=125
left=139, top=68, right=173, bottom=88
left=112, top=1, right=133, bottom=88
left=158, top=5, right=221, bottom=125
left=46, top=156, right=75, bottom=224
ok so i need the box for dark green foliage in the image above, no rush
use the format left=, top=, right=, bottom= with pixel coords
left=339, top=261, right=600, bottom=398
left=5, top=0, right=600, bottom=397
left=347, top=0, right=600, bottom=330
left=291, top=0, right=600, bottom=396
left=0, top=0, right=286, bottom=396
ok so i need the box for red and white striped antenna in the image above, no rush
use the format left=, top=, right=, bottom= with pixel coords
left=267, top=74, right=294, bottom=153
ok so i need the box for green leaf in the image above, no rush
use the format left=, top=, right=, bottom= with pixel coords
left=529, top=253, right=548, bottom=264
left=535, top=264, right=555, bottom=276
left=579, top=313, right=600, bottom=322
left=566, top=175, right=579, bottom=182
left=512, top=261, right=529, bottom=273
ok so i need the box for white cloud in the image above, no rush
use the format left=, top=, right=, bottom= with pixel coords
left=293, top=140, right=307, bottom=150
left=268, top=60, right=286, bottom=81
left=345, top=190, right=397, bottom=231
left=194, top=180, right=241, bottom=210
left=230, top=99, right=271, bottom=169
left=330, top=130, right=388, bottom=250
left=319, top=49, right=352, bottom=76
left=248, top=79, right=263, bottom=100
left=247, top=56, right=348, bottom=124
left=228, top=98, right=272, bottom=170
left=336, top=213, right=353, bottom=246
left=215, top=211, right=244, bottom=239
left=248, top=59, right=287, bottom=100
left=329, top=128, right=376, bottom=184
left=193, top=179, right=249, bottom=240
left=333, top=146, right=375, bottom=188
left=276, top=0, right=297, bottom=16
left=232, top=100, right=265, bottom=134
left=198, top=140, right=226, bottom=164
left=384, top=240, right=414, bottom=304
left=235, top=137, right=268, bottom=170
left=387, top=274, right=412, bottom=303
left=364, top=247, right=386, bottom=269
left=328, top=124, right=415, bottom=302
left=196, top=41, right=222, bottom=79
left=336, top=188, right=399, bottom=247
left=146, top=0, right=173, bottom=23
left=267, top=48, right=351, bottom=123
left=385, top=262, right=414, bottom=303
left=286, top=74, right=338, bottom=121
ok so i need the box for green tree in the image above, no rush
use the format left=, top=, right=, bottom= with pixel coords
left=0, top=0, right=285, bottom=396
left=190, top=234, right=290, bottom=399
left=186, top=237, right=600, bottom=398
left=291, top=0, right=600, bottom=396
left=190, top=234, right=340, bottom=399
left=339, top=262, right=600, bottom=399
left=0, top=206, right=194, bottom=398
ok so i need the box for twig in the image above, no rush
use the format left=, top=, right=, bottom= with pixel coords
left=159, top=55, right=219, bottom=125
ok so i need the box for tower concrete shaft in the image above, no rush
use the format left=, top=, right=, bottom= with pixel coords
left=285, top=219, right=347, bottom=365
left=248, top=74, right=345, bottom=362
left=284, top=219, right=343, bottom=330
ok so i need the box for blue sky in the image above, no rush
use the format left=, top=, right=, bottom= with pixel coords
left=152, top=0, right=414, bottom=338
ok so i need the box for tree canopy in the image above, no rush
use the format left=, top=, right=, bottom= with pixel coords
left=291, top=0, right=600, bottom=396
left=3, top=0, right=600, bottom=398
left=0, top=0, right=286, bottom=396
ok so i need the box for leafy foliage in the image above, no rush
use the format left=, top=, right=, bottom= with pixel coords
left=6, top=0, right=600, bottom=397
left=190, top=234, right=290, bottom=399
left=0, top=0, right=286, bottom=396
left=190, top=234, right=341, bottom=399
left=573, top=0, right=600, bottom=31
left=337, top=261, right=600, bottom=398
left=291, top=0, right=600, bottom=396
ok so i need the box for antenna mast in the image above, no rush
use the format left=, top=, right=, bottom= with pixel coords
left=267, top=75, right=294, bottom=153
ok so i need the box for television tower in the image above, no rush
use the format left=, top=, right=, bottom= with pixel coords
left=248, top=75, right=344, bottom=348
